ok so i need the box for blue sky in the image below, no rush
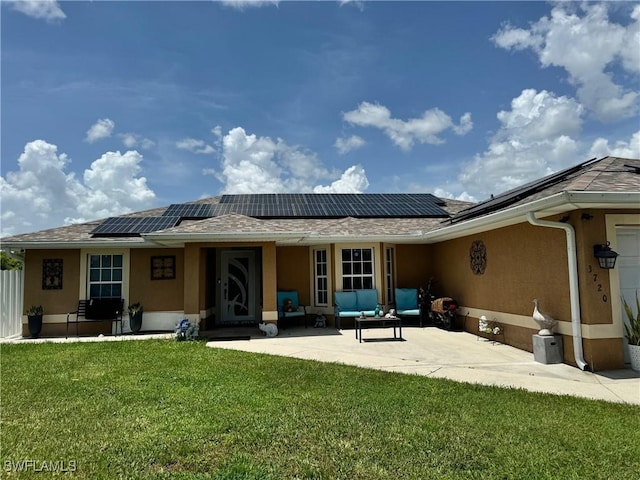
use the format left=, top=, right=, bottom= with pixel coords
left=1, top=1, right=638, bottom=236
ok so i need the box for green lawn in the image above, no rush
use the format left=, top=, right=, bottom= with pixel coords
left=1, top=340, right=638, bottom=479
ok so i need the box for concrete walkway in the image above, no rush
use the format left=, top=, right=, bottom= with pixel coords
left=205, top=326, right=640, bottom=405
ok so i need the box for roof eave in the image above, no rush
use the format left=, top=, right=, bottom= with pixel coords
left=425, top=191, right=640, bottom=242
left=0, top=238, right=147, bottom=250
left=145, top=230, right=428, bottom=246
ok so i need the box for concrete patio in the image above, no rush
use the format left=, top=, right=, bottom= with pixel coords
left=205, top=325, right=640, bottom=405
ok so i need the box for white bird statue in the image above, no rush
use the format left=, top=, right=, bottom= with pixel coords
left=532, top=299, right=557, bottom=336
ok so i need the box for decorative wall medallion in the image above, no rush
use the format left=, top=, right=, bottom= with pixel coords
left=470, top=240, right=487, bottom=275
left=42, top=258, right=63, bottom=289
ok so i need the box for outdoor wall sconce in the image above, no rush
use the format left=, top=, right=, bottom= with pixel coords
left=593, top=242, right=619, bottom=269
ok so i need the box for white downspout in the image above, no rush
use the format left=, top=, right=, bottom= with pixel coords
left=526, top=212, right=589, bottom=371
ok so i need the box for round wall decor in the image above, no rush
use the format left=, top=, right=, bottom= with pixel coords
left=470, top=240, right=487, bottom=275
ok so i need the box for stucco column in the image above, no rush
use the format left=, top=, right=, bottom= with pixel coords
left=183, top=244, right=200, bottom=323
left=262, top=242, right=278, bottom=324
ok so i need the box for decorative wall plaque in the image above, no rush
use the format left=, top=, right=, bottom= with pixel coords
left=42, top=258, right=63, bottom=289
left=470, top=240, right=487, bottom=275
left=151, top=255, right=176, bottom=280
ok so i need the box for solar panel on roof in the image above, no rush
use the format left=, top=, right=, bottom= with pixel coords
left=161, top=193, right=449, bottom=221
left=163, top=203, right=214, bottom=218
left=451, top=158, right=599, bottom=223
left=91, top=216, right=180, bottom=237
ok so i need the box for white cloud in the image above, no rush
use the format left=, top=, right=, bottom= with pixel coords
left=493, top=3, right=639, bottom=122
left=78, top=150, right=156, bottom=221
left=213, top=126, right=368, bottom=194
left=85, top=118, right=115, bottom=143
left=120, top=133, right=155, bottom=150
left=458, top=89, right=583, bottom=200
left=176, top=138, right=215, bottom=155
left=432, top=188, right=477, bottom=203
left=335, top=135, right=365, bottom=155
left=6, top=0, right=66, bottom=22
left=338, top=0, right=365, bottom=12
left=220, top=0, right=279, bottom=11
left=0, top=140, right=156, bottom=236
left=495, top=89, right=584, bottom=142
left=343, top=101, right=473, bottom=151
left=313, top=166, right=369, bottom=193
left=588, top=130, right=640, bottom=159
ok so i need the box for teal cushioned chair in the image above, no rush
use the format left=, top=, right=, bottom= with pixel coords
left=395, top=288, right=421, bottom=326
left=277, top=291, right=307, bottom=329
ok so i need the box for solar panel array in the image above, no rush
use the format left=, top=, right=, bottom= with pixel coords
left=91, top=216, right=180, bottom=236
left=451, top=157, right=599, bottom=224
left=206, top=194, right=449, bottom=218
left=92, top=194, right=450, bottom=236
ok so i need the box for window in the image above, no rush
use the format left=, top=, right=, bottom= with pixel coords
left=385, top=247, right=395, bottom=303
left=313, top=248, right=329, bottom=306
left=88, top=254, right=123, bottom=298
left=341, top=248, right=373, bottom=290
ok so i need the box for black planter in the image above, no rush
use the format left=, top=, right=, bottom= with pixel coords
left=28, top=315, right=43, bottom=338
left=129, top=312, right=143, bottom=334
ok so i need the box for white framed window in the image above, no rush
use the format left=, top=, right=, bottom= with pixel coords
left=385, top=247, right=395, bottom=303
left=313, top=248, right=329, bottom=306
left=88, top=254, right=123, bottom=298
left=341, top=247, right=374, bottom=290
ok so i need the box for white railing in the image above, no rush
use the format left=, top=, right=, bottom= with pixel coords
left=1, top=270, right=24, bottom=338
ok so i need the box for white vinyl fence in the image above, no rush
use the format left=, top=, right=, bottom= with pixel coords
left=1, top=270, right=24, bottom=338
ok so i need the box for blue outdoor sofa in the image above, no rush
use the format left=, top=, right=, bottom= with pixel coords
left=334, top=289, right=380, bottom=330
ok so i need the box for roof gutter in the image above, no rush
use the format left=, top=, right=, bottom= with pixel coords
left=146, top=231, right=427, bottom=246
left=526, top=211, right=588, bottom=371
left=0, top=240, right=146, bottom=250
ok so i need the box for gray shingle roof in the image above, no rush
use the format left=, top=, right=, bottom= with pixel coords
left=2, top=156, right=636, bottom=247
left=450, top=156, right=639, bottom=223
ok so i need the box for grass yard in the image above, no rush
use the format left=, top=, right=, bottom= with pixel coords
left=1, top=339, right=638, bottom=479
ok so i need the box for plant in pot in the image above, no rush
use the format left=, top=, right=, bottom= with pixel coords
left=128, top=302, right=144, bottom=334
left=26, top=305, right=43, bottom=338
left=623, top=292, right=640, bottom=372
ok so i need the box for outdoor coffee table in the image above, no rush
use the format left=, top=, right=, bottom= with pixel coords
left=355, top=316, right=403, bottom=343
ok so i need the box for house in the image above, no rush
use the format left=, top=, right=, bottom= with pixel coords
left=2, top=156, right=639, bottom=371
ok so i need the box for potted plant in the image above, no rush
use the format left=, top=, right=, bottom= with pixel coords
left=127, top=302, right=144, bottom=334
left=26, top=305, right=43, bottom=338
left=623, top=292, right=640, bottom=372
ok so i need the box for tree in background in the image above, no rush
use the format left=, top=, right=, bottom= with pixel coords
left=1, top=251, right=23, bottom=270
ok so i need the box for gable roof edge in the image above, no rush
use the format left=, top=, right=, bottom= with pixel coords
left=424, top=191, right=640, bottom=243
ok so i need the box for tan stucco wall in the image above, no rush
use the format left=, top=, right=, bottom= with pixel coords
left=583, top=337, right=625, bottom=371
left=276, top=246, right=311, bottom=305
left=432, top=220, right=572, bottom=320
left=395, top=244, right=432, bottom=289
left=183, top=244, right=201, bottom=315
left=23, top=249, right=81, bottom=315
left=129, top=249, right=184, bottom=312
left=22, top=249, right=98, bottom=336
left=574, top=210, right=619, bottom=326
left=434, top=209, right=636, bottom=370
